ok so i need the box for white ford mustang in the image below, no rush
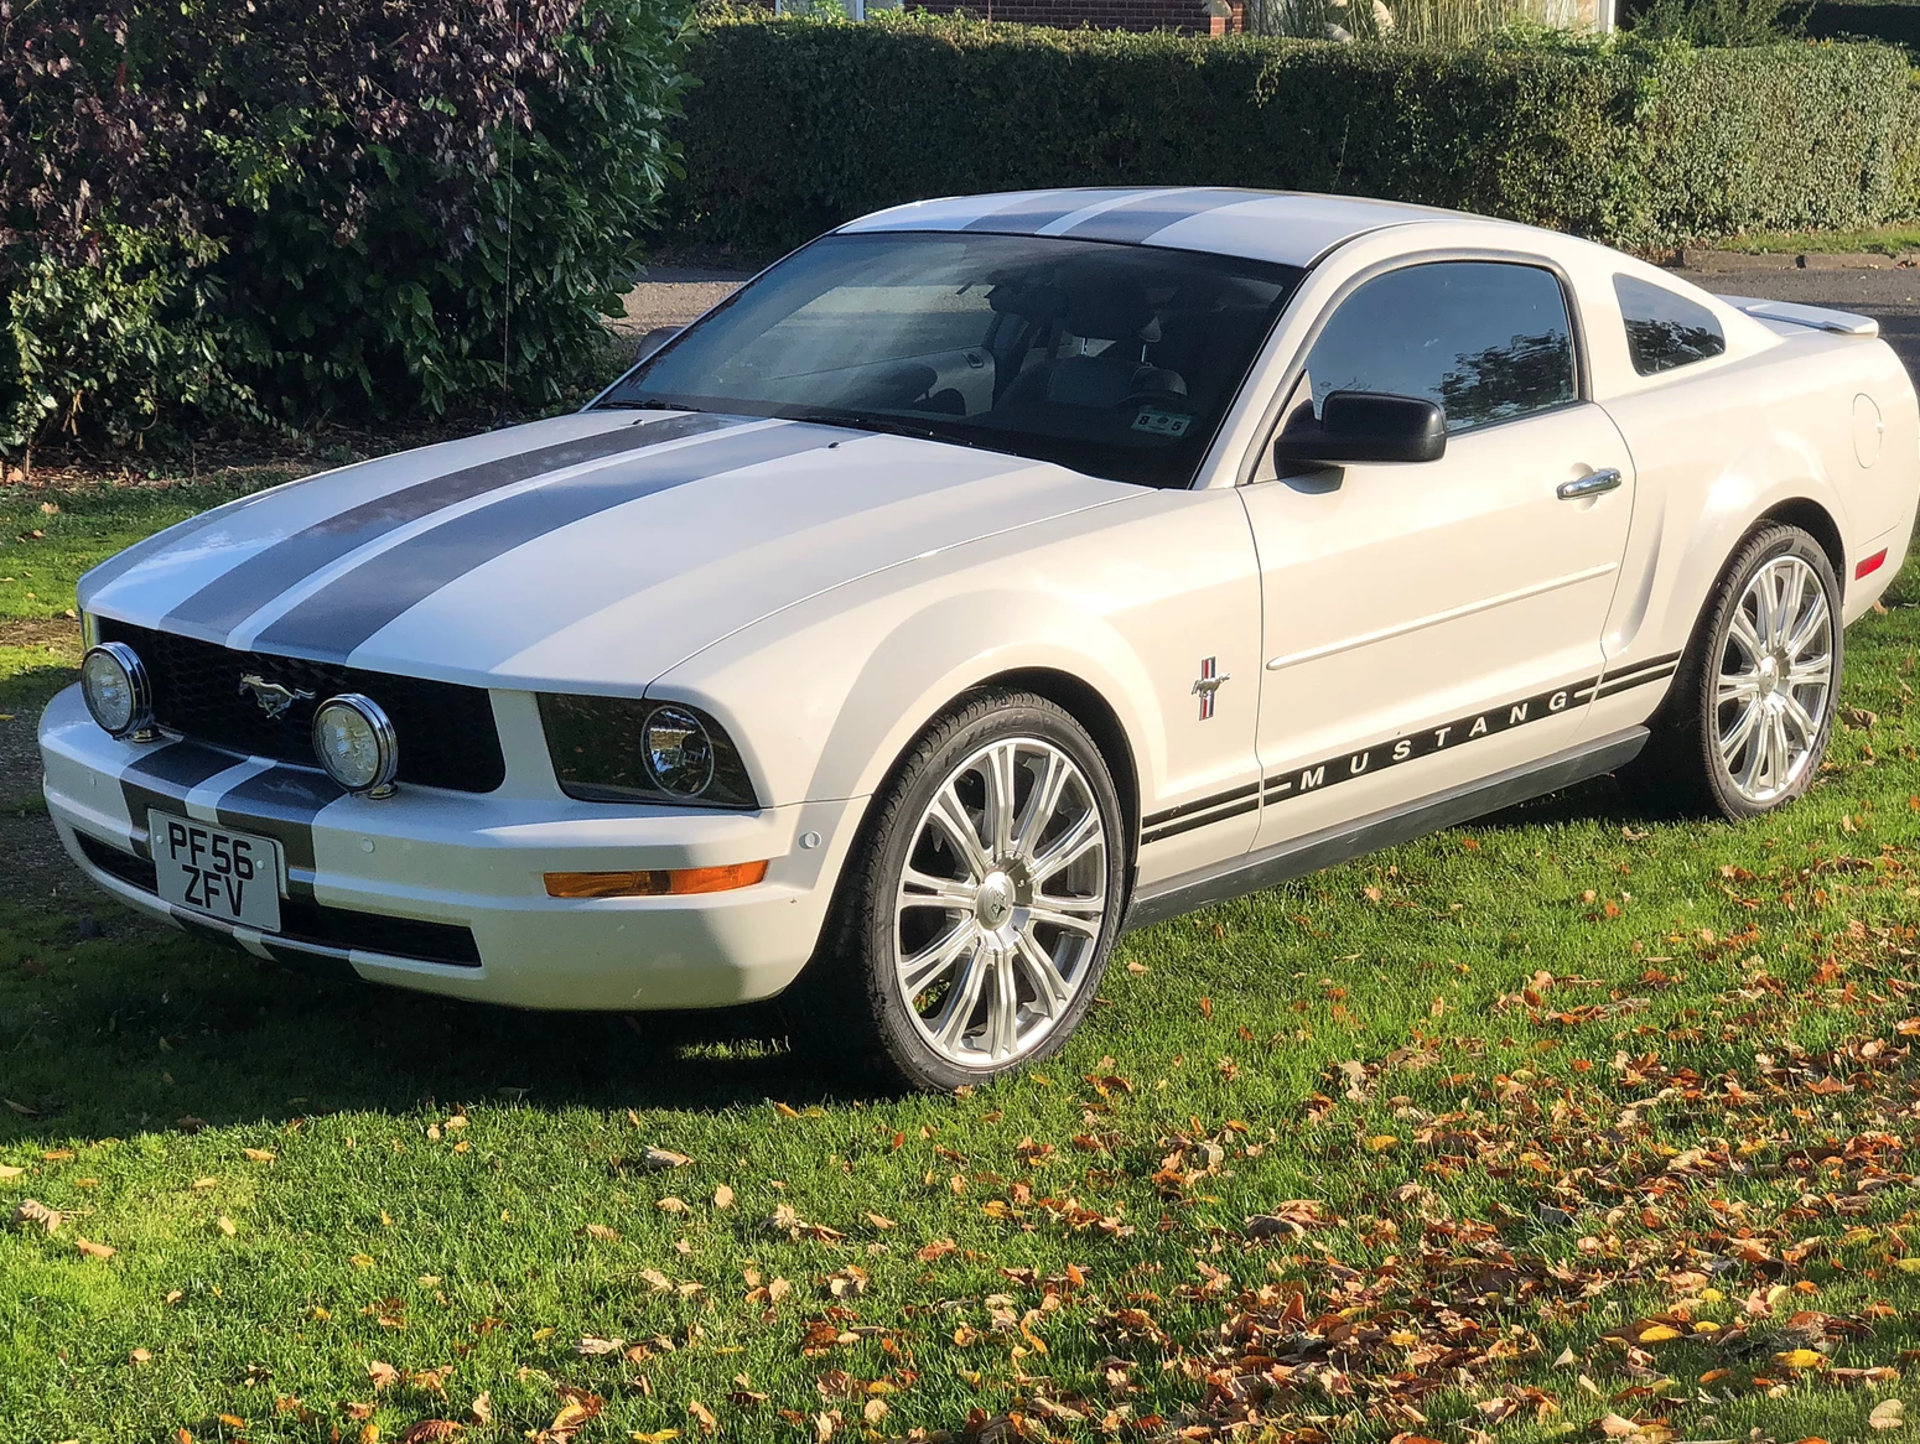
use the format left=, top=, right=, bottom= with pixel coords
left=41, top=189, right=1919, bottom=1088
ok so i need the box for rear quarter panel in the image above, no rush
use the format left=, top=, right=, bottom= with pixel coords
left=1597, top=327, right=1917, bottom=688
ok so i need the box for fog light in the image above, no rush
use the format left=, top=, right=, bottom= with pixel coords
left=544, top=861, right=768, bottom=899
left=312, top=693, right=399, bottom=796
left=644, top=705, right=715, bottom=797
left=81, top=642, right=154, bottom=740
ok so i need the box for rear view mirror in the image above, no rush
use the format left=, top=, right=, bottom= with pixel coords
left=1272, top=390, right=1447, bottom=466
left=634, top=325, right=681, bottom=365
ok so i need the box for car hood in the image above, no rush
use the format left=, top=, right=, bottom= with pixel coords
left=79, top=411, right=1132, bottom=690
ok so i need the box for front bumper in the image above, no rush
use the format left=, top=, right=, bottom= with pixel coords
left=38, top=685, right=860, bottom=1010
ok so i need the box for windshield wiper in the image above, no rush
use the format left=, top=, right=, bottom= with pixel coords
left=595, top=398, right=707, bottom=413
left=780, top=408, right=974, bottom=448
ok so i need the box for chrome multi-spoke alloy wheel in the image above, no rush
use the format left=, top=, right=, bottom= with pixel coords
left=1714, top=554, right=1834, bottom=806
left=892, top=736, right=1109, bottom=1068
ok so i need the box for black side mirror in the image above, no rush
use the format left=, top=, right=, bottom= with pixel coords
left=634, top=325, right=681, bottom=366
left=1272, top=390, right=1447, bottom=466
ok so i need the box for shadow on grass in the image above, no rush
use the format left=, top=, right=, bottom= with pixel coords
left=0, top=658, right=79, bottom=714
left=0, top=895, right=901, bottom=1144
left=0, top=760, right=1666, bottom=1144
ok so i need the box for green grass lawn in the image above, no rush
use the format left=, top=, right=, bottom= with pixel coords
left=3, top=480, right=1919, bottom=1443
left=1709, top=225, right=1920, bottom=258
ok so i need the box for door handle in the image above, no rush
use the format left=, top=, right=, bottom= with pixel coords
left=1557, top=468, right=1623, bottom=501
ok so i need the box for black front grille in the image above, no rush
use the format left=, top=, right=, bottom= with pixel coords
left=98, top=620, right=504, bottom=793
left=77, top=833, right=483, bottom=968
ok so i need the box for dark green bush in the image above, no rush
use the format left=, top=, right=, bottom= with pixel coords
left=0, top=0, right=690, bottom=456
left=668, top=12, right=1917, bottom=255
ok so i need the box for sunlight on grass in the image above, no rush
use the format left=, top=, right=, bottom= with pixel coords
left=1712, top=224, right=1920, bottom=257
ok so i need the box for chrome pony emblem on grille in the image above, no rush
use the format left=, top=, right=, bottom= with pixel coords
left=1191, top=656, right=1230, bottom=721
left=238, top=673, right=315, bottom=720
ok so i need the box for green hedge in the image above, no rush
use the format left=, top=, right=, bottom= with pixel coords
left=669, top=13, right=1919, bottom=253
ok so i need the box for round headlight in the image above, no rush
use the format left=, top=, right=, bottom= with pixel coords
left=312, top=694, right=399, bottom=796
left=643, top=705, right=715, bottom=797
left=81, top=642, right=154, bottom=740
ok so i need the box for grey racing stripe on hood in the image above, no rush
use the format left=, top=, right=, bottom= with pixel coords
left=160, top=411, right=734, bottom=646
left=1060, top=188, right=1266, bottom=244
left=252, top=419, right=845, bottom=664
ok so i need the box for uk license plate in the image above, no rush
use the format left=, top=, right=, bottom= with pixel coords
left=148, top=810, right=284, bottom=932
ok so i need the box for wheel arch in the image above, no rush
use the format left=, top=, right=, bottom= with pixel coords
left=1758, top=496, right=1846, bottom=596
left=967, top=666, right=1141, bottom=851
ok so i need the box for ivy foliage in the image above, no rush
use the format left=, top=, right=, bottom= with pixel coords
left=0, top=0, right=691, bottom=454
left=669, top=11, right=1919, bottom=257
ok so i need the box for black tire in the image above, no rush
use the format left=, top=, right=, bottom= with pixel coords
left=1619, top=523, right=1842, bottom=821
left=792, top=689, right=1128, bottom=1092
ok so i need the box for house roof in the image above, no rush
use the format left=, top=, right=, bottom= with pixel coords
left=836, top=187, right=1525, bottom=268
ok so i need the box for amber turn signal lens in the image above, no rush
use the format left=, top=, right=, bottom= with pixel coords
left=544, top=860, right=769, bottom=899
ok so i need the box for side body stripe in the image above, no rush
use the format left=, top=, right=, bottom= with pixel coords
left=161, top=413, right=732, bottom=644
left=1142, top=653, right=1683, bottom=848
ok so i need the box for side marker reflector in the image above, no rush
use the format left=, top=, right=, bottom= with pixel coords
left=1854, top=548, right=1888, bottom=581
left=545, top=860, right=769, bottom=899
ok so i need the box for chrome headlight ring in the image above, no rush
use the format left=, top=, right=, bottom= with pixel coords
left=312, top=692, right=400, bottom=797
left=80, top=641, right=156, bottom=741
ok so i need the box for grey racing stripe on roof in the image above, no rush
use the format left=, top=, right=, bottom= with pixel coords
left=959, top=188, right=1151, bottom=234
left=1060, top=188, right=1270, bottom=244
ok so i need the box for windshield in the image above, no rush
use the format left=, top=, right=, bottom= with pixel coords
left=595, top=232, right=1304, bottom=489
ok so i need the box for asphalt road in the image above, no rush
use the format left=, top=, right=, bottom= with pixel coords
left=1675, top=261, right=1920, bottom=384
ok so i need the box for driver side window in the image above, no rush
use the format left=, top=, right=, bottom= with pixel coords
left=1300, top=261, right=1579, bottom=434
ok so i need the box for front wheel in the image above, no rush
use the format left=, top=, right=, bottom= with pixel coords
left=1622, top=523, right=1842, bottom=820
left=804, top=690, right=1127, bottom=1091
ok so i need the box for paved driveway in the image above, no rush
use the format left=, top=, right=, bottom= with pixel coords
left=1675, top=261, right=1920, bottom=383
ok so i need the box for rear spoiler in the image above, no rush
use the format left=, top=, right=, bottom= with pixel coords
left=1715, top=294, right=1879, bottom=338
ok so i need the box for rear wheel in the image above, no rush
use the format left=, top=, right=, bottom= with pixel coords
left=804, top=690, right=1126, bottom=1091
left=1622, top=523, right=1841, bottom=820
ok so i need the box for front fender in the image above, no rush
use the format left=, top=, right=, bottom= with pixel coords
left=654, top=572, right=1160, bottom=812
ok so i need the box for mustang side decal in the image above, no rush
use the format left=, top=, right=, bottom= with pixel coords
left=1191, top=657, right=1229, bottom=720
left=1141, top=651, right=1682, bottom=846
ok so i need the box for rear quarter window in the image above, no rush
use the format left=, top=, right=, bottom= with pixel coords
left=1614, top=274, right=1726, bottom=376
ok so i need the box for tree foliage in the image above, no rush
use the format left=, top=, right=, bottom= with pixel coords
left=0, top=0, right=691, bottom=454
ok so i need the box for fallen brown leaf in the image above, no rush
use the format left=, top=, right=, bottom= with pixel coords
left=11, top=1198, right=60, bottom=1233
left=398, top=1424, right=465, bottom=1443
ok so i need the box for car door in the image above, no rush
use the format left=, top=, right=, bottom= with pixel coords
left=1238, top=259, right=1637, bottom=850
